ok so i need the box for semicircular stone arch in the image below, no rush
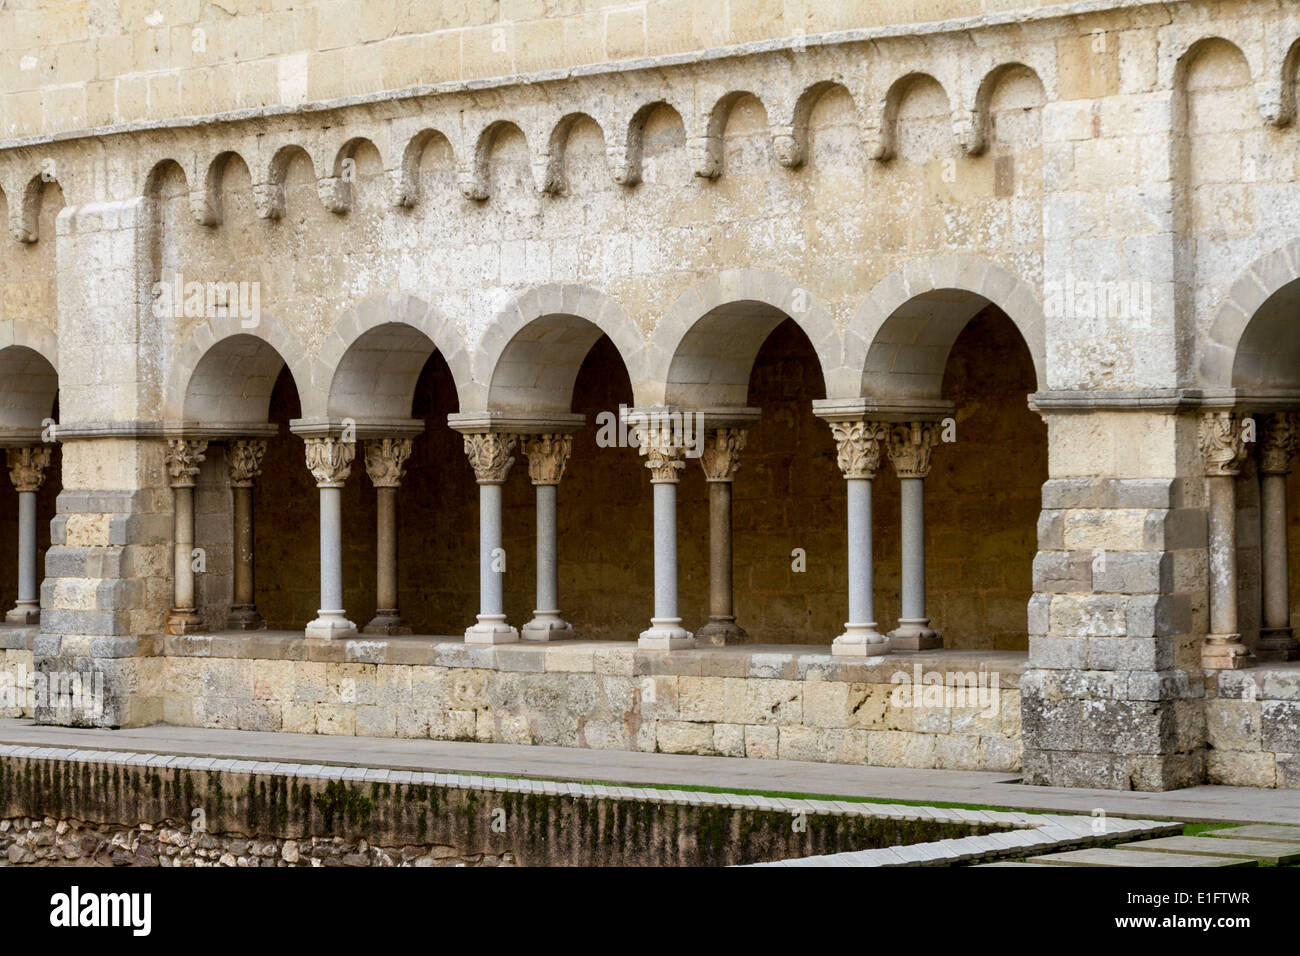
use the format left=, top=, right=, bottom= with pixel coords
left=1201, top=240, right=1300, bottom=390
left=315, top=292, right=471, bottom=420
left=848, top=256, right=1046, bottom=399
left=644, top=269, right=844, bottom=407
left=165, top=316, right=313, bottom=423
left=470, top=284, right=645, bottom=413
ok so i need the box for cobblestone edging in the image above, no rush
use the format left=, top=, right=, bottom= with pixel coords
left=0, top=743, right=1179, bottom=866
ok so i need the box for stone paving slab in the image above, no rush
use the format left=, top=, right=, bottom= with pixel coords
left=1115, top=836, right=1300, bottom=865
left=1204, top=824, right=1300, bottom=843
left=1025, top=848, right=1254, bottom=868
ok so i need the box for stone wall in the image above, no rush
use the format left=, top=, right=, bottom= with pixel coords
left=156, top=636, right=1023, bottom=771
left=0, top=0, right=1068, bottom=142
left=0, top=750, right=1000, bottom=866
left=1203, top=666, right=1300, bottom=788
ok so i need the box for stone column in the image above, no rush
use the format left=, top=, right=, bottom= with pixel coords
left=696, top=428, right=748, bottom=645
left=635, top=418, right=694, bottom=650
left=225, top=439, right=267, bottom=630
left=1200, top=411, right=1253, bottom=669
left=304, top=437, right=357, bottom=639
left=886, top=422, right=942, bottom=650
left=1257, top=413, right=1300, bottom=661
left=464, top=433, right=519, bottom=644
left=521, top=433, right=574, bottom=641
left=164, top=438, right=208, bottom=635
left=5, top=446, right=52, bottom=624
left=829, top=420, right=890, bottom=657
left=363, top=437, right=414, bottom=635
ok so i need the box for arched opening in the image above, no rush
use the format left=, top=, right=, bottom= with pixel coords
left=0, top=345, right=59, bottom=628
left=181, top=335, right=303, bottom=630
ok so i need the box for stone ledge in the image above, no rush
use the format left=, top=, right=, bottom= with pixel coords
left=158, top=631, right=1028, bottom=685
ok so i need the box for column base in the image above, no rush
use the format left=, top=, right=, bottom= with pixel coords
left=164, top=609, right=205, bottom=636
left=1256, top=626, right=1300, bottom=662
left=521, top=611, right=573, bottom=642
left=305, top=612, right=358, bottom=640
left=465, top=614, right=519, bottom=644
left=363, top=611, right=412, bottom=636
left=888, top=619, right=942, bottom=651
left=638, top=618, right=695, bottom=650
left=5, top=605, right=39, bottom=625
left=225, top=605, right=266, bottom=631
left=832, top=623, right=890, bottom=657
left=694, top=615, right=748, bottom=646
left=1201, top=634, right=1255, bottom=670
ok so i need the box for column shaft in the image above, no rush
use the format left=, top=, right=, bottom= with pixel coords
left=164, top=439, right=206, bottom=635
left=696, top=426, right=747, bottom=646
left=363, top=437, right=413, bottom=635
left=521, top=433, right=573, bottom=641
left=226, top=438, right=266, bottom=630
left=5, top=446, right=51, bottom=625
left=1200, top=412, right=1251, bottom=669
left=303, top=437, right=356, bottom=639
left=635, top=414, right=693, bottom=650
left=828, top=419, right=888, bottom=657
left=463, top=433, right=519, bottom=644
left=1257, top=414, right=1300, bottom=661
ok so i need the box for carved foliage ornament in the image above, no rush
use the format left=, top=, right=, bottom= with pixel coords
left=304, top=437, right=355, bottom=488
left=464, top=433, right=516, bottom=484
left=700, top=428, right=747, bottom=482
left=226, top=439, right=267, bottom=487
left=887, top=422, right=940, bottom=479
left=1200, top=412, right=1248, bottom=478
left=830, top=420, right=889, bottom=480
left=522, top=433, right=573, bottom=486
left=165, top=439, right=208, bottom=488
left=6, top=445, right=52, bottom=493
left=365, top=437, right=414, bottom=488
left=1258, top=413, right=1300, bottom=476
left=634, top=421, right=686, bottom=483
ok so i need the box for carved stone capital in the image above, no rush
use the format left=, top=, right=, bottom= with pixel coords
left=1200, top=411, right=1248, bottom=477
left=464, top=433, right=516, bottom=484
left=1258, top=412, right=1300, bottom=476
left=226, top=439, right=267, bottom=487
left=829, top=420, right=889, bottom=480
left=304, top=437, right=355, bottom=488
left=521, top=433, right=573, bottom=486
left=6, top=445, right=52, bottom=493
left=165, top=439, right=208, bottom=488
left=887, top=422, right=940, bottom=479
left=634, top=421, right=687, bottom=483
left=364, top=437, right=413, bottom=488
left=700, top=428, right=747, bottom=482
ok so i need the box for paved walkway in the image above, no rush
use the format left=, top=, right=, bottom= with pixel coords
left=2, top=718, right=1297, bottom=824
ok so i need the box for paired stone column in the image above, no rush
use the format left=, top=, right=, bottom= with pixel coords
left=303, top=437, right=357, bottom=639
left=164, top=438, right=208, bottom=635
left=5, top=446, right=52, bottom=625
left=225, top=439, right=267, bottom=630
left=520, top=433, right=575, bottom=641
left=464, top=433, right=520, bottom=644
left=886, top=422, right=942, bottom=650
left=362, top=438, right=414, bottom=635
left=1200, top=411, right=1253, bottom=670
left=828, top=420, right=890, bottom=657
left=696, top=428, right=749, bottom=645
left=1257, top=412, right=1300, bottom=661
left=634, top=415, right=693, bottom=650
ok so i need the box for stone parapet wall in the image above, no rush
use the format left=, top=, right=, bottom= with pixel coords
left=155, top=634, right=1023, bottom=771
left=1203, top=666, right=1300, bottom=788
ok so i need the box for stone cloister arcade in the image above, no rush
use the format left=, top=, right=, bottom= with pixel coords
left=2, top=0, right=1300, bottom=790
